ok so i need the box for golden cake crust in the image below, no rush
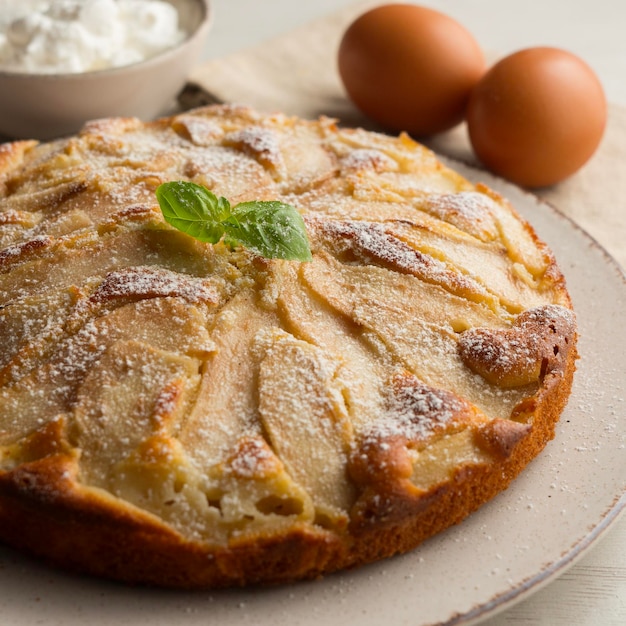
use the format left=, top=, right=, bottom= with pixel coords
left=0, top=105, right=576, bottom=587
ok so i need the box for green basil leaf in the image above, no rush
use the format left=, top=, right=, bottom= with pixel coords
left=223, top=200, right=312, bottom=262
left=156, top=182, right=312, bottom=262
left=156, top=181, right=227, bottom=244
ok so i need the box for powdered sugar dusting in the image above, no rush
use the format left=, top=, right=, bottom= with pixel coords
left=520, top=303, right=576, bottom=327
left=90, top=266, right=219, bottom=305
left=377, top=377, right=465, bottom=442
left=423, top=191, right=499, bottom=240
left=427, top=192, right=494, bottom=220
left=340, top=149, right=397, bottom=173
left=0, top=235, right=51, bottom=268
left=310, top=218, right=487, bottom=298
left=460, top=330, right=533, bottom=370
left=227, top=437, right=277, bottom=480
left=224, top=126, right=283, bottom=170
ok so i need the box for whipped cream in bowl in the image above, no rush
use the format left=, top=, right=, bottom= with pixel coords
left=0, top=0, right=188, bottom=74
left=0, top=0, right=211, bottom=139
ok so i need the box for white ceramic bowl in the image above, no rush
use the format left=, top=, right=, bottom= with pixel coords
left=0, top=0, right=212, bottom=141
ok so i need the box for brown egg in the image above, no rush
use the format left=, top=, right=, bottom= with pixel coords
left=467, top=47, right=607, bottom=188
left=338, top=4, right=485, bottom=136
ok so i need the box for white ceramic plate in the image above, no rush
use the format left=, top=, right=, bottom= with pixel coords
left=1, top=163, right=624, bottom=626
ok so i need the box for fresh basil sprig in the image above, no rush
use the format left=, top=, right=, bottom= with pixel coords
left=156, top=181, right=312, bottom=262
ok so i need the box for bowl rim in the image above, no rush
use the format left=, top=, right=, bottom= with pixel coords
left=0, top=0, right=212, bottom=81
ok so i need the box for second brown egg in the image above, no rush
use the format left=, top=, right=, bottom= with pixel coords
left=467, top=47, right=607, bottom=188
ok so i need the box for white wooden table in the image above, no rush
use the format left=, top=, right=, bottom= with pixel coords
left=201, top=1, right=626, bottom=624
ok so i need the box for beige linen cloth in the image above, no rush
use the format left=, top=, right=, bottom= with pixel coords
left=181, top=2, right=626, bottom=270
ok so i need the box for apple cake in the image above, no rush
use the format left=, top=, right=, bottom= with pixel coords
left=0, top=105, right=577, bottom=588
